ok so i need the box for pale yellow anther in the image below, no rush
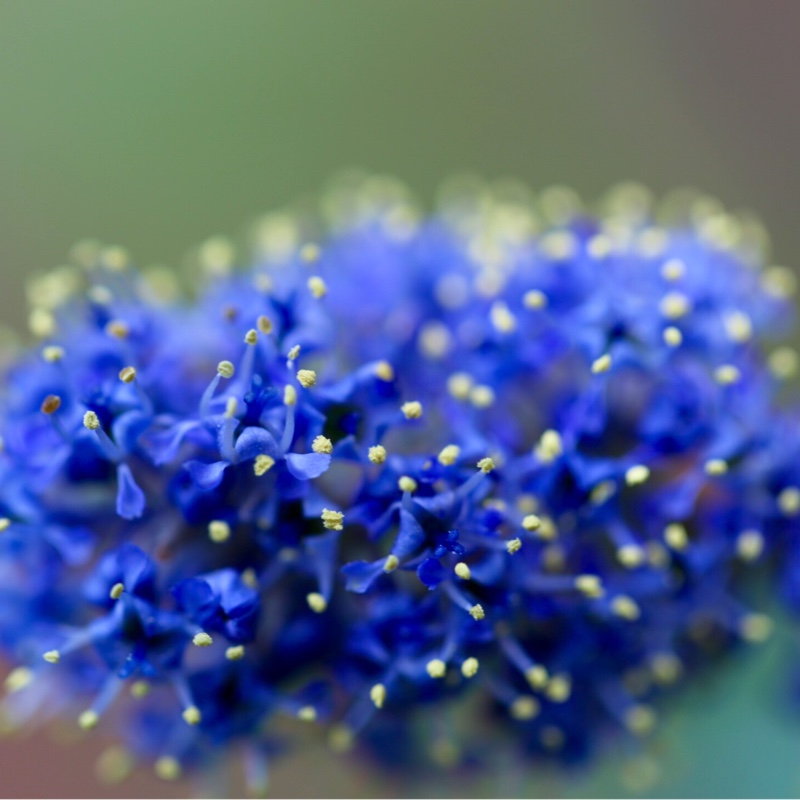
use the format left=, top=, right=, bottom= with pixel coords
left=182, top=706, right=201, bottom=726
left=43, top=650, right=60, bottom=664
left=208, top=520, right=231, bottom=543
left=370, top=683, right=387, bottom=709
left=545, top=674, right=572, bottom=703
left=477, top=457, right=495, bottom=473
left=254, top=455, right=276, bottom=476
left=241, top=568, right=258, bottom=588
left=328, top=724, right=353, bottom=752
left=646, top=541, right=670, bottom=568
left=109, top=582, right=124, bottom=600
left=225, top=397, right=238, bottom=419
left=82, top=411, right=101, bottom=431
left=105, top=320, right=129, bottom=339
left=704, top=458, right=728, bottom=476
left=374, top=360, right=394, bottom=381
left=307, top=276, right=327, bottom=299
left=454, top=562, right=471, bottom=580
left=778, top=487, right=800, bottom=516
left=535, top=429, right=563, bottom=463
left=401, top=400, right=423, bottom=419
left=506, top=538, right=522, bottom=554
left=78, top=709, right=100, bottom=730
left=659, top=291, right=692, bottom=320
left=217, top=360, right=235, bottom=379
left=257, top=315, right=273, bottom=335
left=469, top=604, right=485, bottom=621
left=618, top=545, right=646, bottom=568
left=587, top=234, right=613, bottom=259
left=96, top=746, right=134, bottom=785
left=770, top=346, right=799, bottom=380
left=591, top=353, right=612, bottom=374
left=130, top=680, right=150, bottom=698
left=192, top=632, right=213, bottom=647
left=398, top=476, right=418, bottom=493
left=520, top=515, right=542, bottom=535
left=736, top=530, right=764, bottom=561
left=42, top=345, right=65, bottom=363
left=510, top=696, right=540, bottom=721
left=383, top=554, right=400, bottom=573
left=625, top=465, right=650, bottom=486
left=724, top=311, right=753, bottom=343
left=4, top=667, right=33, bottom=694
left=469, top=384, right=495, bottom=408
left=574, top=575, right=603, bottom=598
left=447, top=372, right=473, bottom=400
left=368, top=444, right=387, bottom=464
left=739, top=613, right=773, bottom=643
left=154, top=756, right=181, bottom=781
left=612, top=595, right=641, bottom=621
left=663, top=326, right=683, bottom=347
left=664, top=523, right=689, bottom=551
left=225, top=645, right=245, bottom=661
left=523, top=289, right=548, bottom=310
left=287, top=345, right=301, bottom=361
left=461, top=657, right=480, bottom=679
left=650, top=652, right=683, bottom=685
left=490, top=301, right=517, bottom=333
left=312, top=435, right=333, bottom=454
left=762, top=266, right=797, bottom=298
left=625, top=704, right=657, bottom=735
left=244, top=329, right=258, bottom=345
left=660, top=258, right=686, bottom=282
left=321, top=508, right=344, bottom=530
left=525, top=665, right=549, bottom=689
left=437, top=444, right=461, bottom=466
left=283, top=384, right=297, bottom=406
left=0, top=518, right=10, bottom=534
left=426, top=659, right=447, bottom=679
left=297, top=369, right=317, bottom=389
left=590, top=480, right=617, bottom=505
left=300, top=243, right=321, bottom=263
left=306, top=592, right=327, bottom=613
left=714, top=364, right=741, bottom=385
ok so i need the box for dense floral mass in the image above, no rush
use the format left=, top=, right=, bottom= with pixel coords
left=0, top=177, right=798, bottom=787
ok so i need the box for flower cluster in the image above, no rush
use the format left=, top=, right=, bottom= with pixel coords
left=0, top=177, right=797, bottom=787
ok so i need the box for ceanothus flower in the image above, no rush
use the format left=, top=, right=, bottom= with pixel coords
left=0, top=177, right=795, bottom=788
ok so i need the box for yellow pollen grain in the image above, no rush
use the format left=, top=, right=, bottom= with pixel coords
left=109, top=582, right=124, bottom=600
left=659, top=291, right=691, bottom=320
left=574, top=575, right=603, bottom=598
left=663, top=326, right=683, bottom=346
left=398, top=476, right=417, bottom=493
left=612, top=595, right=641, bottom=621
left=523, top=289, right=548, bottom=310
left=368, top=444, right=387, bottom=464
left=208, top=520, right=231, bottom=543
left=704, top=459, right=728, bottom=476
left=95, top=746, right=133, bottom=786
left=625, top=704, right=657, bottom=736
left=306, top=592, right=327, bottom=613
left=401, top=400, right=423, bottom=419
left=283, top=384, right=297, bottom=406
left=43, top=650, right=60, bottom=664
left=490, top=301, right=517, bottom=333
left=714, top=364, right=741, bottom=385
left=225, top=645, right=245, bottom=661
left=454, top=562, right=471, bottom=580
left=0, top=518, right=10, bottom=534
left=426, top=659, right=447, bottom=679
left=591, top=354, right=612, bottom=374
left=225, top=397, right=238, bottom=418
left=625, top=465, right=650, bottom=486
left=217, top=360, right=235, bottom=379
left=535, top=429, right=563, bottom=463
left=383, top=554, right=400, bottom=573
left=244, top=329, right=258, bottom=345
left=506, top=538, right=522, bottom=554
left=736, top=530, right=764, bottom=561
left=369, top=683, right=387, bottom=709
left=664, top=522, right=689, bottom=551
left=83, top=411, right=100, bottom=430
left=78, top=710, right=100, bottom=731
left=297, top=369, right=317, bottom=389
left=287, top=345, right=301, bottom=361
left=778, top=487, right=800, bottom=516
left=660, top=258, right=686, bottom=281
left=769, top=346, right=798, bottom=379
left=321, top=508, right=344, bottom=530
left=307, top=276, right=327, bottom=298
left=438, top=444, right=461, bottom=466
left=469, top=385, right=495, bottom=408
left=256, top=315, right=273, bottom=335
left=118, top=366, right=136, bottom=384
left=300, top=243, right=321, bottom=263
left=154, top=757, right=181, bottom=781
left=254, top=455, right=275, bottom=476
left=521, top=514, right=542, bottom=532
left=739, top=613, right=773, bottom=643
left=724, top=311, right=753, bottom=343
left=130, top=680, right=150, bottom=698
left=312, top=435, right=333, bottom=454
left=192, top=632, right=213, bottom=647
left=545, top=674, right=572, bottom=703
left=42, top=345, right=65, bottom=363
left=447, top=372, right=473, bottom=400
left=182, top=706, right=201, bottom=726
left=461, top=657, right=479, bottom=678
left=510, top=696, right=540, bottom=721
left=469, top=604, right=485, bottom=621
left=618, top=544, right=645, bottom=568
left=374, top=360, right=394, bottom=381
left=477, top=457, right=495, bottom=473
left=4, top=667, right=33, bottom=694
left=525, top=665, right=549, bottom=689
left=105, top=320, right=129, bottom=339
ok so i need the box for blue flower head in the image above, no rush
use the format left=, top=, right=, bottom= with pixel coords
left=0, top=177, right=796, bottom=787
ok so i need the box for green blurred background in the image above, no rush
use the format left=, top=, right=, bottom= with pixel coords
left=1, top=1, right=800, bottom=796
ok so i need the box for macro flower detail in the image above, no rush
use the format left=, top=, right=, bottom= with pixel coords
left=0, top=177, right=796, bottom=786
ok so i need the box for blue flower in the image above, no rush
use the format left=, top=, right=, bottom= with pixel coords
left=0, top=179, right=795, bottom=786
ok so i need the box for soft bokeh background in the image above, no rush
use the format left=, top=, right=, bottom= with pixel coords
left=1, top=1, right=800, bottom=796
